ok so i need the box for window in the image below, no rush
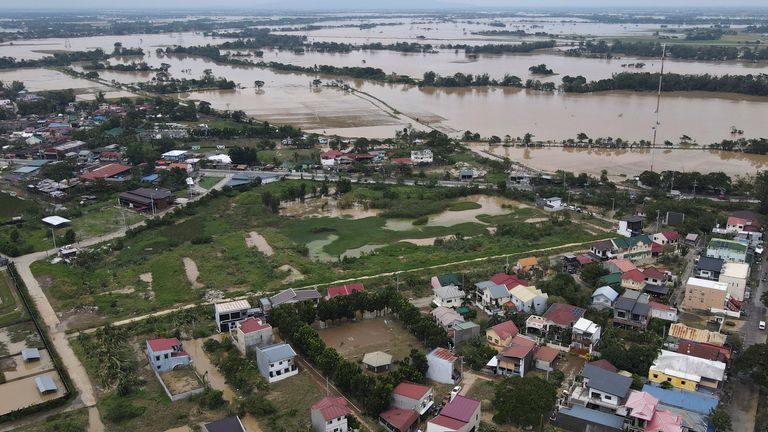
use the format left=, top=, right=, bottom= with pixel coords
left=681, top=381, right=686, bottom=385
left=155, top=355, right=160, bottom=361
left=605, top=395, right=612, bottom=401
left=667, top=378, right=672, bottom=382
left=653, top=374, right=658, bottom=379
left=164, top=353, right=169, bottom=359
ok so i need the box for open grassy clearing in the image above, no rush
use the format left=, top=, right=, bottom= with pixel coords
left=0, top=193, right=36, bottom=219
left=31, top=182, right=601, bottom=328
left=23, top=408, right=90, bottom=432
left=0, top=269, right=26, bottom=326
left=261, top=371, right=326, bottom=432
left=317, top=317, right=423, bottom=362
left=198, top=176, right=223, bottom=190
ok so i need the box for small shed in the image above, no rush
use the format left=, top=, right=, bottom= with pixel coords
left=21, top=348, right=41, bottom=362
left=362, top=351, right=392, bottom=373
left=35, top=375, right=58, bottom=394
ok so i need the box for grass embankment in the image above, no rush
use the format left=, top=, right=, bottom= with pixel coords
left=32, top=181, right=600, bottom=328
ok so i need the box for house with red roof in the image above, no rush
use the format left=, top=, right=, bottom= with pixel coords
left=492, top=335, right=537, bottom=377
left=311, top=396, right=350, bottom=432
left=676, top=340, right=731, bottom=365
left=79, top=163, right=133, bottom=182
left=542, top=303, right=586, bottom=329
left=426, top=395, right=481, bottom=432
left=621, top=269, right=647, bottom=291
left=489, top=272, right=528, bottom=290
left=604, top=258, right=637, bottom=274
left=234, top=317, right=273, bottom=354
left=726, top=216, right=750, bottom=233
left=643, top=267, right=668, bottom=285
left=391, top=382, right=434, bottom=416
left=653, top=231, right=680, bottom=246
left=485, top=320, right=519, bottom=352
left=534, top=345, right=560, bottom=371
left=392, top=157, right=413, bottom=166
left=146, top=338, right=190, bottom=372
left=320, top=150, right=344, bottom=168
left=326, top=283, right=365, bottom=299
left=426, top=347, right=461, bottom=385
left=379, top=408, right=419, bottom=432
left=649, top=301, right=678, bottom=322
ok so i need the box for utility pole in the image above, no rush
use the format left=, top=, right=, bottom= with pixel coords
left=650, top=43, right=666, bottom=173
left=692, top=180, right=698, bottom=197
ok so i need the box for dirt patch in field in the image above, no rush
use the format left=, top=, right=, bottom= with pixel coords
left=246, top=231, right=274, bottom=256
left=139, top=272, right=155, bottom=300
left=278, top=264, right=304, bottom=283
left=183, top=257, right=203, bottom=289
left=525, top=217, right=549, bottom=223
left=159, top=367, right=203, bottom=396
left=317, top=317, right=422, bottom=361
left=103, top=286, right=136, bottom=295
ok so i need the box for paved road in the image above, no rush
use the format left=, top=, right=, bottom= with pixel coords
left=742, top=255, right=767, bottom=348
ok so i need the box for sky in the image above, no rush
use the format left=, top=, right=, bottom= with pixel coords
left=6, top=0, right=768, bottom=10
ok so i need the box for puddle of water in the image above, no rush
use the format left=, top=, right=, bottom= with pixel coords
left=426, top=195, right=519, bottom=227
left=281, top=197, right=381, bottom=219
left=0, top=323, right=41, bottom=357
left=307, top=233, right=385, bottom=262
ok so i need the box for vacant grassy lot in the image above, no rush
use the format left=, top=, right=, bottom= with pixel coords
left=317, top=317, right=423, bottom=361
left=24, top=408, right=90, bottom=432
left=0, top=193, right=36, bottom=219
left=0, top=269, right=25, bottom=326
left=198, top=176, right=223, bottom=190
left=261, top=371, right=326, bottom=432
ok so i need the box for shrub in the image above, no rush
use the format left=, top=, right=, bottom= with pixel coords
left=239, top=394, right=276, bottom=416
left=103, top=400, right=145, bottom=422
left=193, top=388, right=227, bottom=409
left=191, top=235, right=213, bottom=244
left=413, top=216, right=428, bottom=225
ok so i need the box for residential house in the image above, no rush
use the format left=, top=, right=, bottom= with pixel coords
left=363, top=351, right=393, bottom=373
left=643, top=267, right=667, bottom=285
left=591, top=239, right=617, bottom=260
left=379, top=408, right=419, bottom=432
left=391, top=382, right=434, bottom=416
left=684, top=234, right=699, bottom=247
left=622, top=390, right=683, bottom=432
left=591, top=286, right=619, bottom=311
left=537, top=196, right=564, bottom=212
left=146, top=338, right=190, bottom=372
left=452, top=321, right=481, bottom=346
left=80, top=163, right=133, bottom=182
left=321, top=150, right=344, bottom=168
left=270, top=288, right=322, bottom=308
left=571, top=318, right=601, bottom=355
left=433, top=285, right=465, bottom=308
left=431, top=306, right=465, bottom=330
left=214, top=300, right=253, bottom=333
left=326, top=283, right=364, bottom=299
left=648, top=350, right=726, bottom=392
left=234, top=317, right=272, bottom=354
left=676, top=340, right=731, bottom=365
left=474, top=281, right=510, bottom=315
left=426, top=347, right=461, bottom=385
left=486, top=320, right=520, bottom=352
left=604, top=258, right=637, bottom=275
left=539, top=303, right=586, bottom=343
left=621, top=269, right=647, bottom=291
left=516, top=256, right=539, bottom=272
left=203, top=416, right=247, bottom=432
left=668, top=323, right=727, bottom=346
left=426, top=395, right=481, bottom=432
left=649, top=302, right=678, bottom=322
left=612, top=235, right=653, bottom=260
left=432, top=274, right=461, bottom=290
left=254, top=343, right=299, bottom=383
left=311, top=396, right=350, bottom=432
left=705, top=238, right=749, bottom=263
left=555, top=404, right=625, bottom=432
left=161, top=150, right=188, bottom=162
left=617, top=216, right=644, bottom=237
left=489, top=335, right=536, bottom=377
left=726, top=215, right=752, bottom=233
left=681, top=277, right=727, bottom=312
left=119, top=187, right=174, bottom=212
left=570, top=363, right=633, bottom=411
left=534, top=346, right=560, bottom=371
left=599, top=272, right=622, bottom=289
left=508, top=284, right=548, bottom=314
left=718, top=262, right=749, bottom=301
left=613, top=290, right=651, bottom=330
left=653, top=231, right=680, bottom=246
left=411, top=149, right=433, bottom=164
left=641, top=384, right=719, bottom=416
left=490, top=272, right=528, bottom=290
left=694, top=256, right=724, bottom=280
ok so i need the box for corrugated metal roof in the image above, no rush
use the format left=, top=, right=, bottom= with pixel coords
left=35, top=375, right=57, bottom=394
left=215, top=300, right=252, bottom=314
left=256, top=343, right=296, bottom=363
left=668, top=323, right=727, bottom=346
left=641, top=384, right=719, bottom=415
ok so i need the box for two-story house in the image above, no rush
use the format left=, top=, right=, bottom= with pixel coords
left=612, top=235, right=653, bottom=260
left=621, top=269, right=647, bottom=291
left=591, top=286, right=619, bottom=311
left=485, top=320, right=519, bottom=352
left=214, top=300, right=253, bottom=333
left=648, top=350, right=726, bottom=392
left=570, top=363, right=632, bottom=412
left=391, top=382, right=434, bottom=416
left=474, top=281, right=511, bottom=315
left=493, top=335, right=537, bottom=377
left=695, top=256, right=724, bottom=280
left=234, top=317, right=273, bottom=354
left=426, top=347, right=461, bottom=385
left=254, top=343, right=299, bottom=383
left=613, top=290, right=651, bottom=330
left=540, top=303, right=586, bottom=342
left=311, top=396, right=350, bottom=432
left=508, top=285, right=548, bottom=315
left=617, top=216, right=643, bottom=237
left=622, top=390, right=683, bottom=432
left=146, top=338, right=191, bottom=372
left=432, top=285, right=465, bottom=309
left=426, top=395, right=481, bottom=432
left=570, top=318, right=601, bottom=355
left=431, top=306, right=465, bottom=330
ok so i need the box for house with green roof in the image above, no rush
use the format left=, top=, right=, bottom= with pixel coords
left=706, top=238, right=750, bottom=263
left=611, top=235, right=652, bottom=260
left=431, top=274, right=461, bottom=290
left=598, top=272, right=622, bottom=289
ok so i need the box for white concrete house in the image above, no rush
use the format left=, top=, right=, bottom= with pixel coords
left=311, top=396, right=350, bottom=432
left=508, top=285, right=548, bottom=315
left=391, top=382, right=434, bottom=416
left=426, top=347, right=461, bottom=385
left=432, top=285, right=465, bottom=308
left=234, top=317, right=273, bottom=354
left=718, top=262, right=749, bottom=302
left=591, top=286, right=619, bottom=311
left=570, top=318, right=601, bottom=354
left=147, top=338, right=191, bottom=372
left=255, top=343, right=298, bottom=383
left=411, top=149, right=433, bottom=164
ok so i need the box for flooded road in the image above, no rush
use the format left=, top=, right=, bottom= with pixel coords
left=483, top=144, right=768, bottom=177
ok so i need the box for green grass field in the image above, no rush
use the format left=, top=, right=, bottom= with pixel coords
left=0, top=193, right=36, bottom=220
left=198, top=176, right=223, bottom=190
left=0, top=270, right=25, bottom=326
left=262, top=372, right=325, bottom=432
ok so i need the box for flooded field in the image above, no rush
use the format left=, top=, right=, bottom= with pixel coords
left=0, top=348, right=54, bottom=381
left=0, top=68, right=110, bottom=94
left=0, top=322, right=42, bottom=357
left=484, top=145, right=768, bottom=177
left=0, top=372, right=65, bottom=416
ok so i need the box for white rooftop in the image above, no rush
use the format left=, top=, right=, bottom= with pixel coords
left=215, top=300, right=252, bottom=314
left=686, top=277, right=727, bottom=291
left=650, top=350, right=726, bottom=383
left=162, top=150, right=188, bottom=157
left=720, top=262, right=750, bottom=279
left=573, top=317, right=599, bottom=334
left=510, top=285, right=547, bottom=303
left=41, top=216, right=71, bottom=226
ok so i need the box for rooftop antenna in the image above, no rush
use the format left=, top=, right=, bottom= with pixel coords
left=650, top=43, right=666, bottom=173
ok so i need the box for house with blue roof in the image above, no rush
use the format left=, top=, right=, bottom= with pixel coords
left=641, top=384, right=718, bottom=415
left=591, top=286, right=619, bottom=311
left=555, top=404, right=625, bottom=432
left=475, top=280, right=510, bottom=315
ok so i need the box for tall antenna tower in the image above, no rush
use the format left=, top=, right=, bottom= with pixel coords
left=650, top=43, right=666, bottom=172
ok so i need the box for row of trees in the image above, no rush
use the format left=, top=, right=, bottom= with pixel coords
left=560, top=72, right=768, bottom=96
left=566, top=39, right=768, bottom=61
left=137, top=69, right=236, bottom=94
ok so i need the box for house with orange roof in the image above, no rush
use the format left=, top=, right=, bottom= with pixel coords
left=516, top=256, right=539, bottom=272
left=492, top=335, right=537, bottom=377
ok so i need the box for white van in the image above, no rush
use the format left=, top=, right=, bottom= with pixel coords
left=760, top=321, right=766, bottom=330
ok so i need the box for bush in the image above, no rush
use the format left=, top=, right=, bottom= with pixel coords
left=193, top=388, right=227, bottom=409
left=103, top=400, right=145, bottom=422
left=191, top=235, right=213, bottom=244
left=413, top=216, right=428, bottom=225
left=239, top=394, right=276, bottom=416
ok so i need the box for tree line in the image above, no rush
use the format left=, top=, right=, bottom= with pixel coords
left=560, top=72, right=768, bottom=96
left=442, top=40, right=556, bottom=54
left=0, top=49, right=108, bottom=69
left=566, top=39, right=768, bottom=62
